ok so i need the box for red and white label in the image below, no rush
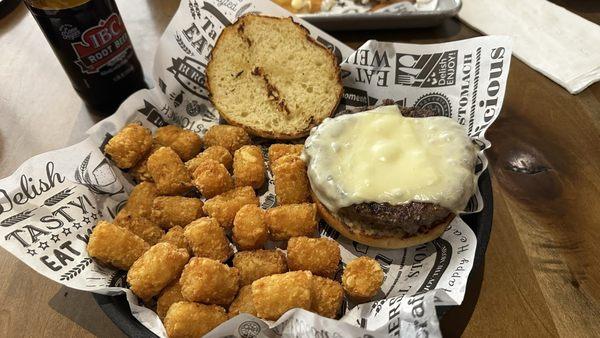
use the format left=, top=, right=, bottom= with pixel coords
left=71, top=13, right=132, bottom=74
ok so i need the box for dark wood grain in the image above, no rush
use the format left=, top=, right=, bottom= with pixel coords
left=0, top=0, right=598, bottom=337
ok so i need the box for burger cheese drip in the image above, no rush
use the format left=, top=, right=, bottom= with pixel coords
left=303, top=105, right=477, bottom=214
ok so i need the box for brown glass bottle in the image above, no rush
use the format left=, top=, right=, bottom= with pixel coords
left=24, top=0, right=147, bottom=113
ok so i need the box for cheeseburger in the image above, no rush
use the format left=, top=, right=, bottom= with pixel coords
left=302, top=105, right=477, bottom=249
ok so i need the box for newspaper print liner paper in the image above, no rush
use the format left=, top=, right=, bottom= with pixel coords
left=0, top=1, right=511, bottom=337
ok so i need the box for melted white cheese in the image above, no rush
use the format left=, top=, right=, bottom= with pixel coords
left=320, top=0, right=336, bottom=11
left=291, top=0, right=310, bottom=10
left=302, top=105, right=477, bottom=213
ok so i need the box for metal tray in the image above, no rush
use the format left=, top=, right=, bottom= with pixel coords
left=93, top=168, right=493, bottom=338
left=299, top=0, right=461, bottom=31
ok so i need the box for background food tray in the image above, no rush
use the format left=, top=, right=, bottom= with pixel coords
left=299, top=0, right=461, bottom=31
left=93, top=169, right=493, bottom=337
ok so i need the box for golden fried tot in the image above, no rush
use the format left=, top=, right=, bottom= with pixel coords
left=179, top=257, right=240, bottom=306
left=155, top=125, right=203, bottom=161
left=287, top=236, right=340, bottom=279
left=127, top=243, right=189, bottom=301
left=159, top=226, right=191, bottom=255
left=265, top=203, right=317, bottom=241
left=342, top=256, right=384, bottom=303
left=204, top=125, right=252, bottom=153
left=129, top=159, right=152, bottom=183
left=113, top=210, right=164, bottom=245
left=122, top=182, right=158, bottom=219
left=232, top=250, right=288, bottom=286
left=184, top=218, right=232, bottom=262
left=232, top=205, right=268, bottom=250
left=191, top=159, right=233, bottom=198
left=233, top=145, right=266, bottom=189
left=228, top=285, right=257, bottom=318
left=271, top=155, right=310, bottom=204
left=164, top=301, right=227, bottom=338
left=203, top=186, right=259, bottom=228
left=158, top=126, right=204, bottom=161
left=154, top=125, right=181, bottom=144
left=130, top=142, right=161, bottom=182
left=311, top=276, right=343, bottom=319
left=251, top=271, right=313, bottom=320
left=151, top=196, right=204, bottom=229
left=186, top=145, right=233, bottom=174
left=146, top=147, right=192, bottom=195
left=157, top=281, right=185, bottom=319
left=87, top=221, right=149, bottom=270
left=105, top=123, right=152, bottom=169
left=268, top=144, right=304, bottom=164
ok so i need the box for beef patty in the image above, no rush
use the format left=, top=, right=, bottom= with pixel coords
left=339, top=202, right=452, bottom=235
left=337, top=102, right=453, bottom=235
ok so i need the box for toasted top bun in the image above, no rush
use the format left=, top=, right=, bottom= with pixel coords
left=206, top=14, right=343, bottom=139
left=311, top=190, right=453, bottom=249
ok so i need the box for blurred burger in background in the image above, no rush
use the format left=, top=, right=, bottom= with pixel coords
left=272, top=0, right=406, bottom=13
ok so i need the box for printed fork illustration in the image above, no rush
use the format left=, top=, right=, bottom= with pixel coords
left=397, top=74, right=416, bottom=85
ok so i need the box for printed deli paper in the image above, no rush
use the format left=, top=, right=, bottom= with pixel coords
left=0, top=1, right=511, bottom=337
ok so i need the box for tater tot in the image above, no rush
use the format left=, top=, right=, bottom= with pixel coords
left=233, top=145, right=266, bottom=189
left=271, top=155, right=310, bottom=204
left=151, top=196, right=204, bottom=229
left=155, top=125, right=181, bottom=144
left=87, top=221, right=149, bottom=270
left=164, top=301, right=227, bottom=338
left=341, top=256, right=384, bottom=302
left=169, top=129, right=203, bottom=161
left=129, top=142, right=161, bottom=183
left=159, top=226, right=191, bottom=255
left=186, top=146, right=233, bottom=174
left=146, top=147, right=192, bottom=195
left=251, top=271, right=313, bottom=320
left=204, top=125, right=251, bottom=153
left=127, top=243, right=190, bottom=301
left=105, top=123, right=153, bottom=169
left=184, top=217, right=232, bottom=262
left=311, top=276, right=343, bottom=319
left=191, top=159, right=233, bottom=198
left=157, top=281, right=185, bottom=319
left=130, top=159, right=151, bottom=183
left=268, top=144, right=304, bottom=164
left=113, top=210, right=164, bottom=245
left=179, top=257, right=240, bottom=306
left=203, top=186, right=259, bottom=228
left=232, top=205, right=268, bottom=250
left=155, top=125, right=203, bottom=161
left=287, top=237, right=340, bottom=279
left=265, top=203, right=317, bottom=241
left=232, top=250, right=288, bottom=286
left=228, top=285, right=257, bottom=317
left=122, top=182, right=158, bottom=219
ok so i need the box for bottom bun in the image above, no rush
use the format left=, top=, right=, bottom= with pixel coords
left=311, top=191, right=454, bottom=249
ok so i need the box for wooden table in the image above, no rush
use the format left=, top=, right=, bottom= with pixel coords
left=0, top=0, right=598, bottom=337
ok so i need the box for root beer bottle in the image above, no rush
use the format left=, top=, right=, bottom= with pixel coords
left=24, top=0, right=147, bottom=113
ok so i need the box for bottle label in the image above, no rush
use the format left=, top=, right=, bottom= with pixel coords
left=71, top=13, right=132, bottom=74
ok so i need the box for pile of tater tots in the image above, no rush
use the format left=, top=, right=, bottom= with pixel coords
left=86, top=123, right=384, bottom=337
